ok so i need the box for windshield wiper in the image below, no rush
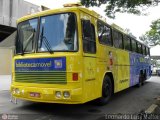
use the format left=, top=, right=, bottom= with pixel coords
left=40, top=27, right=53, bottom=54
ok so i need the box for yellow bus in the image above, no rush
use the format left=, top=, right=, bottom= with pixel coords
left=11, top=3, right=151, bottom=105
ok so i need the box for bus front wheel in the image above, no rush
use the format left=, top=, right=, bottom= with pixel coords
left=96, top=76, right=112, bottom=105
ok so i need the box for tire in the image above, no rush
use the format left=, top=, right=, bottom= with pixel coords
left=142, top=73, right=146, bottom=85
left=96, top=76, right=112, bottom=105
left=137, top=73, right=144, bottom=87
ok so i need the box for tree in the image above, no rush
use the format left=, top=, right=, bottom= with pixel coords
left=81, top=0, right=159, bottom=18
left=139, top=19, right=160, bottom=46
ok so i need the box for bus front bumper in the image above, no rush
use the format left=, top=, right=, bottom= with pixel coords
left=10, top=85, right=83, bottom=104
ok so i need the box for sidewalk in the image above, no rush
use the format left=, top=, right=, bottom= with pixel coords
left=0, top=75, right=11, bottom=91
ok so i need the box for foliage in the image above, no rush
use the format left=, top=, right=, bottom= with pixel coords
left=81, top=0, right=159, bottom=18
left=139, top=19, right=160, bottom=46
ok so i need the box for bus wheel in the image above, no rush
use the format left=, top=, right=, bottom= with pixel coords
left=142, top=73, right=146, bottom=85
left=96, top=76, right=112, bottom=105
left=137, top=73, right=143, bottom=87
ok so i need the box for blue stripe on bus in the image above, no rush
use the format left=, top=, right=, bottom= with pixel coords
left=129, top=53, right=151, bottom=87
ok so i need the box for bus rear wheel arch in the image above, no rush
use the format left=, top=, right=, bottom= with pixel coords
left=96, top=75, right=113, bottom=105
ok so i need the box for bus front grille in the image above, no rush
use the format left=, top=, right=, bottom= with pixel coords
left=14, top=72, right=66, bottom=84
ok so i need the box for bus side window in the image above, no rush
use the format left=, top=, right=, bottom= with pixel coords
left=112, top=30, right=123, bottom=49
left=137, top=43, right=142, bottom=54
left=112, top=30, right=119, bottom=48
left=136, top=42, right=139, bottom=54
left=124, top=35, right=131, bottom=51
left=131, top=39, right=136, bottom=53
left=119, top=33, right=123, bottom=49
left=145, top=47, right=147, bottom=55
left=142, top=45, right=145, bottom=55
left=97, top=21, right=112, bottom=46
left=140, top=44, right=143, bottom=54
left=82, top=20, right=96, bottom=53
left=142, top=46, right=145, bottom=55
left=147, top=47, right=150, bottom=56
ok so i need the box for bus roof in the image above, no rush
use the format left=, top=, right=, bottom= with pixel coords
left=17, top=6, right=103, bottom=23
left=17, top=4, right=149, bottom=48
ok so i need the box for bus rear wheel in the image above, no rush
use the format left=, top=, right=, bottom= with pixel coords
left=96, top=76, right=112, bottom=105
left=137, top=73, right=144, bottom=87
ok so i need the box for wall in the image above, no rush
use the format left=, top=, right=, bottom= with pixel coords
left=0, top=48, right=13, bottom=75
left=0, top=0, right=40, bottom=75
left=0, top=0, right=40, bottom=27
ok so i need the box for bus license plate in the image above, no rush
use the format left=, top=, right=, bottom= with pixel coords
left=30, top=92, right=41, bottom=98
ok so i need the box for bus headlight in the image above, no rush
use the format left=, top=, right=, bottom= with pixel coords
left=15, top=88, right=20, bottom=94
left=55, top=91, right=62, bottom=98
left=12, top=88, right=20, bottom=94
left=63, top=91, right=70, bottom=98
left=12, top=88, right=16, bottom=94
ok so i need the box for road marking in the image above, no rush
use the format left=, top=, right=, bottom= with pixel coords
left=145, top=104, right=158, bottom=113
left=35, top=115, right=52, bottom=120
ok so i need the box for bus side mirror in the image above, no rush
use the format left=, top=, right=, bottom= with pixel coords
left=82, top=20, right=92, bottom=38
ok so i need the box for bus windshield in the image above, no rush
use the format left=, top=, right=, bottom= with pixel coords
left=16, top=19, right=38, bottom=54
left=16, top=13, right=78, bottom=54
left=38, top=13, right=77, bottom=52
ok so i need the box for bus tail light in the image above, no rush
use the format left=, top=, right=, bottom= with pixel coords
left=110, top=59, right=113, bottom=65
left=72, top=73, right=78, bottom=81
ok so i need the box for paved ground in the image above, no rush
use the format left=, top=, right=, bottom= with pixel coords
left=0, top=77, right=160, bottom=120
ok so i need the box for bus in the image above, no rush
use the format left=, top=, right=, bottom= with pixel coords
left=11, top=3, right=151, bottom=105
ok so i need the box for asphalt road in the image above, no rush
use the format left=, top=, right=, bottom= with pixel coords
left=0, top=76, right=160, bottom=120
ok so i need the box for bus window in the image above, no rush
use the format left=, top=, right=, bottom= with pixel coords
left=38, top=13, right=78, bottom=52
left=17, top=18, right=38, bottom=53
left=123, top=35, right=131, bottom=51
left=144, top=47, right=147, bottom=55
left=112, top=30, right=118, bottom=48
left=82, top=20, right=96, bottom=53
left=142, top=45, right=146, bottom=55
left=146, top=47, right=148, bottom=55
left=97, top=21, right=112, bottom=46
left=137, top=42, right=142, bottom=54
left=140, top=44, right=142, bottom=54
left=131, top=39, right=136, bottom=52
left=112, top=30, right=123, bottom=49
left=119, top=33, right=123, bottom=49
